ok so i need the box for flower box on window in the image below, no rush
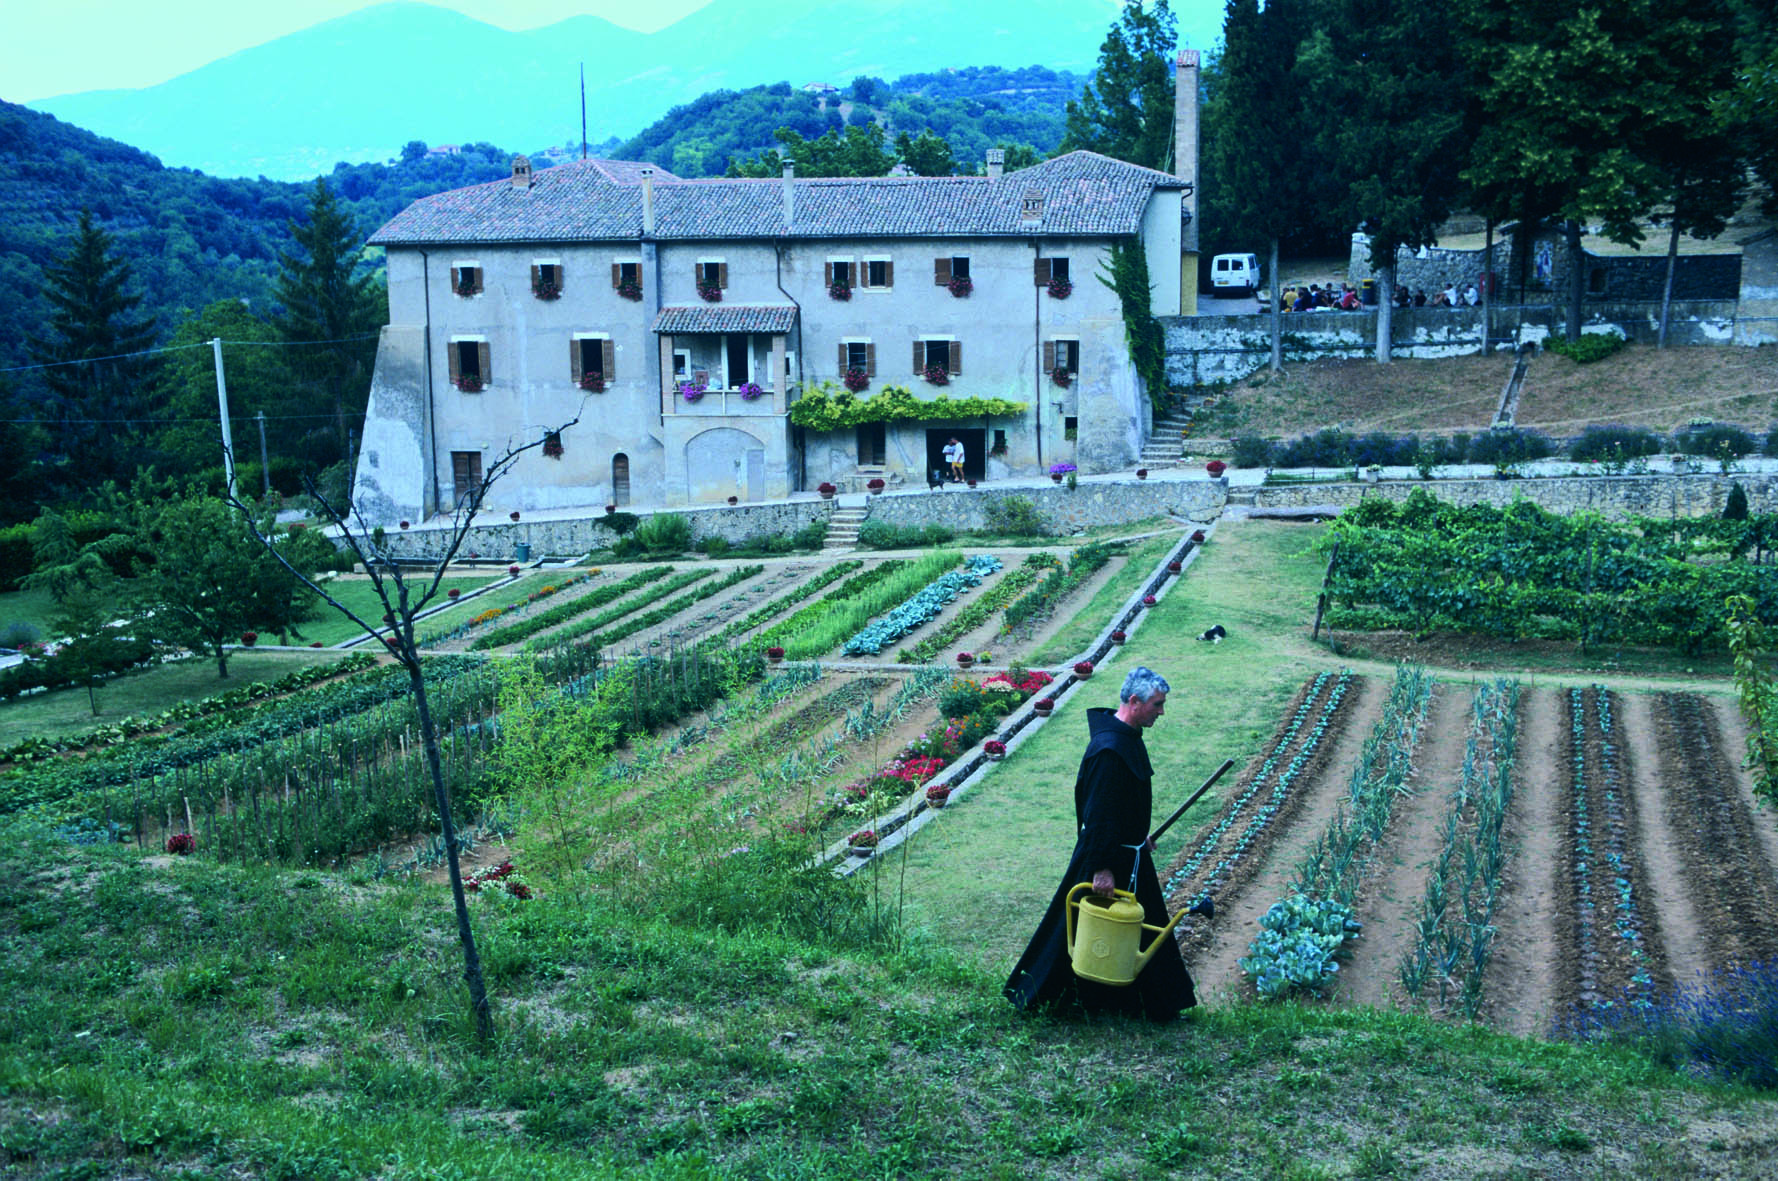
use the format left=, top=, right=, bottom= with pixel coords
left=1051, top=367, right=1072, bottom=388
left=533, top=281, right=562, bottom=301
left=947, top=274, right=974, bottom=298
left=678, top=380, right=707, bottom=403
left=542, top=432, right=564, bottom=459
left=843, top=367, right=870, bottom=393
left=617, top=279, right=643, bottom=301
left=737, top=381, right=764, bottom=400
left=1048, top=277, right=1073, bottom=299
left=579, top=373, right=605, bottom=392
left=922, top=364, right=950, bottom=386
left=697, top=282, right=723, bottom=303
left=829, top=281, right=852, bottom=301
left=455, top=375, right=484, bottom=392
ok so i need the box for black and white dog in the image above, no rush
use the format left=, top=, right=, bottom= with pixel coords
left=1196, top=624, right=1227, bottom=643
left=928, top=468, right=948, bottom=490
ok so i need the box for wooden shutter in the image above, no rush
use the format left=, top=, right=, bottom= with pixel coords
left=865, top=342, right=876, bottom=376
left=602, top=339, right=616, bottom=381
left=934, top=257, right=950, bottom=285
left=448, top=341, right=461, bottom=383
left=717, top=262, right=729, bottom=288
left=1042, top=341, right=1055, bottom=372
left=912, top=341, right=923, bottom=375
left=611, top=262, right=621, bottom=288
left=477, top=342, right=491, bottom=383
left=949, top=340, right=961, bottom=375
left=837, top=342, right=848, bottom=372
left=530, top=264, right=541, bottom=291
left=824, top=262, right=834, bottom=287
left=1034, top=258, right=1051, bottom=285
left=884, top=260, right=894, bottom=287
left=570, top=339, right=582, bottom=382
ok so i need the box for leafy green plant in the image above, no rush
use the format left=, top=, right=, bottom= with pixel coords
left=983, top=495, right=1048, bottom=537
left=1545, top=332, right=1626, bottom=363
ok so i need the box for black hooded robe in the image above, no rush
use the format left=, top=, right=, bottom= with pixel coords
left=1003, top=707, right=1197, bottom=1020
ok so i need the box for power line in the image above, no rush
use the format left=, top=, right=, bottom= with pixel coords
left=0, top=332, right=381, bottom=376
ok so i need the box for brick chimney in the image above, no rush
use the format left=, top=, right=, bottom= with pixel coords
left=782, top=161, right=795, bottom=228
left=639, top=167, right=655, bottom=236
left=1174, top=49, right=1200, bottom=253
left=985, top=148, right=1004, bottom=179
left=511, top=154, right=532, bottom=189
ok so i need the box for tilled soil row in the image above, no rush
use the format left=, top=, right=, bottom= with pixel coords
left=1555, top=687, right=1670, bottom=1021
left=1651, top=692, right=1778, bottom=970
left=1160, top=669, right=1363, bottom=960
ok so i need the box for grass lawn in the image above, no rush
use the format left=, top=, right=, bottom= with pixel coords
left=895, top=520, right=1332, bottom=975
left=301, top=574, right=504, bottom=646
left=0, top=586, right=61, bottom=643
left=0, top=649, right=343, bottom=747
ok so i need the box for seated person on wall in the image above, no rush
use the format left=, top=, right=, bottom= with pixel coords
left=1412, top=288, right=1428, bottom=307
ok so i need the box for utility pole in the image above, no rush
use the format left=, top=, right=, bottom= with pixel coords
left=212, top=337, right=236, bottom=504
left=256, top=411, right=271, bottom=496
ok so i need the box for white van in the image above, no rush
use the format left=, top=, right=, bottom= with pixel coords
left=1211, top=253, right=1261, bottom=297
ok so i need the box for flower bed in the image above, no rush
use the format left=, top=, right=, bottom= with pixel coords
left=842, top=555, right=1001, bottom=656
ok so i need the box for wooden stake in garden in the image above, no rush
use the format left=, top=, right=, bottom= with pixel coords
left=225, top=411, right=580, bottom=1045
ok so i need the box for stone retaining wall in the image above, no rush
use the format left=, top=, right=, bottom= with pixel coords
left=1251, top=471, right=1778, bottom=519
left=866, top=480, right=1222, bottom=534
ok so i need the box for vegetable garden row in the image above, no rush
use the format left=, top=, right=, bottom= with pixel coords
left=1164, top=667, right=1778, bottom=1035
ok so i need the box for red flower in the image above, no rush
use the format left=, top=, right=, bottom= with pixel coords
left=1143, top=595, right=1157, bottom=606
left=509, top=565, right=521, bottom=576
left=165, top=832, right=195, bottom=855
left=983, top=739, right=1007, bottom=755
left=1074, top=661, right=1094, bottom=675
left=1111, top=629, right=1127, bottom=642
left=448, top=588, right=461, bottom=599
left=1205, top=460, right=1227, bottom=477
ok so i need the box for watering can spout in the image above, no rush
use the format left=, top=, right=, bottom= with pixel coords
left=1063, top=883, right=1191, bottom=987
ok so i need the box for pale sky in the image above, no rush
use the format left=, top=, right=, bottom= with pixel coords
left=0, top=0, right=718, bottom=103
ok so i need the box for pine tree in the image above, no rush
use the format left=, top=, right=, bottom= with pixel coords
left=1061, top=1, right=1178, bottom=169
left=272, top=180, right=381, bottom=469
left=32, top=209, right=158, bottom=492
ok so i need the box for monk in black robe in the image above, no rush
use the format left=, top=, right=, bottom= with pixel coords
left=1004, top=666, right=1198, bottom=1020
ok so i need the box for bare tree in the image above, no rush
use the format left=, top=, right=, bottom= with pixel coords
left=226, top=414, right=578, bottom=1043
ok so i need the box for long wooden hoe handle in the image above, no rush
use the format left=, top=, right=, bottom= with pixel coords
left=1148, top=758, right=1236, bottom=845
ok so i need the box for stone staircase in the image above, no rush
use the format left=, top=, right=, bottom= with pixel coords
left=1140, top=406, right=1197, bottom=468
left=824, top=504, right=870, bottom=550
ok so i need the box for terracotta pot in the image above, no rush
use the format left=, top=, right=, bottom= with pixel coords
left=926, top=795, right=948, bottom=809
left=956, top=655, right=975, bottom=669
left=1051, top=473, right=1063, bottom=483
left=1033, top=704, right=1053, bottom=717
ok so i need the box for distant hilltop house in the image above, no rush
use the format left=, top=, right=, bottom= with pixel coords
left=354, top=142, right=1200, bottom=520
left=801, top=81, right=840, bottom=94
left=426, top=144, right=462, bottom=157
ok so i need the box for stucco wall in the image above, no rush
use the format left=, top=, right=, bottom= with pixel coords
left=352, top=324, right=431, bottom=525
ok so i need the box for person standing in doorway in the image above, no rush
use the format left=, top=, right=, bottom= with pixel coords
left=943, top=436, right=966, bottom=483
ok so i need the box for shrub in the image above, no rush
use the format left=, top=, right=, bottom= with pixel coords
left=0, top=523, right=33, bottom=592
left=0, top=621, right=42, bottom=649
left=1231, top=436, right=1275, bottom=468
left=1467, top=429, right=1554, bottom=467
left=1725, top=482, right=1750, bottom=521
left=938, top=679, right=988, bottom=718
left=1671, top=423, right=1756, bottom=459
left=1546, top=332, right=1626, bottom=363
left=1570, top=425, right=1665, bottom=463
left=984, top=495, right=1048, bottom=537
left=616, top=513, right=692, bottom=557
left=599, top=510, right=639, bottom=537
left=1275, top=429, right=1354, bottom=468
left=698, top=535, right=732, bottom=556
left=1350, top=431, right=1420, bottom=467
left=790, top=520, right=828, bottom=551
left=1767, top=425, right=1778, bottom=456
left=1565, top=962, right=1778, bottom=1090
left=856, top=520, right=955, bottom=549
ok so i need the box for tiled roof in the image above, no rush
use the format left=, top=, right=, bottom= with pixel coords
left=369, top=152, right=1184, bottom=246
left=652, top=305, right=799, bottom=334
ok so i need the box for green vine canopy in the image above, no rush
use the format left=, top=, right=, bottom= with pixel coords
left=788, top=383, right=1027, bottom=431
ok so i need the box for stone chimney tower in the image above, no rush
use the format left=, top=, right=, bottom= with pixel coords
left=639, top=167, right=656, bottom=236
left=511, top=154, right=533, bottom=190
left=985, top=148, right=1004, bottom=179
left=782, top=161, right=795, bottom=228
left=1174, top=48, right=1201, bottom=314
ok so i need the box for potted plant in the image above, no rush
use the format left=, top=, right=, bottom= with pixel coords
left=737, top=381, right=764, bottom=401
left=1048, top=462, right=1076, bottom=484
left=165, top=832, right=195, bottom=855
left=966, top=478, right=977, bottom=488
left=1048, top=277, right=1073, bottom=299
left=534, top=279, right=562, bottom=300
left=399, top=519, right=410, bottom=529
left=455, top=375, right=484, bottom=392
left=1143, top=595, right=1157, bottom=607
left=605, top=503, right=618, bottom=514
left=923, top=364, right=950, bottom=386
left=1051, top=366, right=1072, bottom=388
left=1167, top=560, right=1182, bottom=574
left=1111, top=629, right=1126, bottom=644
left=843, top=367, right=871, bottom=393
left=727, top=495, right=738, bottom=505
left=1074, top=660, right=1094, bottom=678
left=848, top=829, right=879, bottom=856
left=1205, top=460, right=1228, bottom=479
left=1136, top=468, right=1148, bottom=480
left=508, top=564, right=521, bottom=576
left=867, top=477, right=885, bottom=494
left=678, top=380, right=707, bottom=403
left=617, top=278, right=643, bottom=301
left=925, top=785, right=952, bottom=808
left=948, top=274, right=973, bottom=298
left=697, top=281, right=722, bottom=302
left=956, top=651, right=975, bottom=669
left=448, top=588, right=461, bottom=599
left=241, top=632, right=258, bottom=647
left=579, top=373, right=606, bottom=392
left=1033, top=696, right=1055, bottom=716
left=983, top=739, right=1007, bottom=760
left=1191, top=530, right=1207, bottom=543
left=542, top=432, right=564, bottom=459
left=817, top=482, right=837, bottom=499
left=829, top=280, right=852, bottom=301
left=766, top=645, right=785, bottom=664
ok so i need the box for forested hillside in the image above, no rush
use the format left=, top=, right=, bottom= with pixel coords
left=616, top=67, right=1082, bottom=177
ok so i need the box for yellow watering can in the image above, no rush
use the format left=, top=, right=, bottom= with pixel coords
left=1064, top=883, right=1190, bottom=986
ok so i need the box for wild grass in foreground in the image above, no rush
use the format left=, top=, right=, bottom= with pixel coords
left=3, top=829, right=1778, bottom=1179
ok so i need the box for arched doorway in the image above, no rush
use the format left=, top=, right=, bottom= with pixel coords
left=612, top=453, right=630, bottom=506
